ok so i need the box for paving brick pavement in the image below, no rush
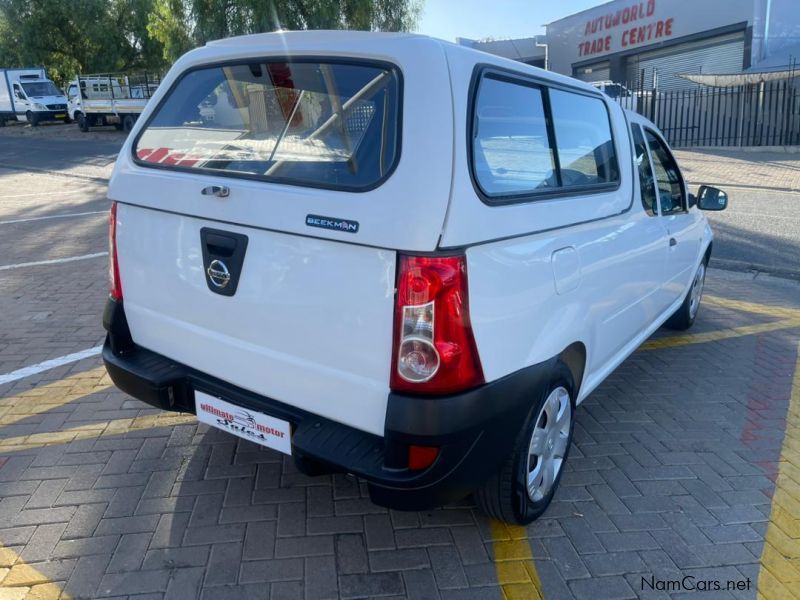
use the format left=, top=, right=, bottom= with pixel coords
left=2, top=146, right=800, bottom=598
left=1, top=260, right=799, bottom=599
left=674, top=148, right=800, bottom=193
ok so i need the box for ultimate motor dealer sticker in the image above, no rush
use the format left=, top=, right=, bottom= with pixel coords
left=195, top=391, right=293, bottom=455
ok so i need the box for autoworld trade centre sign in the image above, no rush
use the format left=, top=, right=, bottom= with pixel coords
left=578, top=0, right=675, bottom=58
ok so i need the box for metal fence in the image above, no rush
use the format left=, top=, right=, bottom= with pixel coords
left=608, top=76, right=800, bottom=148
left=77, top=72, right=161, bottom=101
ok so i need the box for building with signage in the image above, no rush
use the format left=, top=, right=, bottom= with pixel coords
left=545, top=0, right=799, bottom=90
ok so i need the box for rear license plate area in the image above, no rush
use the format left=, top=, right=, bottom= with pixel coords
left=195, top=391, right=292, bottom=455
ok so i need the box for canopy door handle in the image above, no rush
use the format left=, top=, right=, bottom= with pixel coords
left=201, top=185, right=230, bottom=198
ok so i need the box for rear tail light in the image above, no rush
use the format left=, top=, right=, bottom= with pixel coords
left=390, top=254, right=484, bottom=395
left=109, top=202, right=122, bottom=301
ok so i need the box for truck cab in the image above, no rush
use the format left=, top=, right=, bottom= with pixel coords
left=0, top=68, right=69, bottom=126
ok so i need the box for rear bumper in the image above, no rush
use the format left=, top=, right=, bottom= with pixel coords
left=103, top=298, right=551, bottom=510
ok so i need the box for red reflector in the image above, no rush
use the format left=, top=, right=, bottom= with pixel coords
left=109, top=202, right=122, bottom=301
left=408, top=445, right=439, bottom=470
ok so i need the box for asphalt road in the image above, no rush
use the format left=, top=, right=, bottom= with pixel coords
left=1, top=129, right=798, bottom=279
left=703, top=188, right=800, bottom=280
left=0, top=134, right=122, bottom=181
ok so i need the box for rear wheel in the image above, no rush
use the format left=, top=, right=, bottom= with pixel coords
left=474, top=362, right=575, bottom=524
left=123, top=114, right=136, bottom=133
left=665, top=258, right=707, bottom=330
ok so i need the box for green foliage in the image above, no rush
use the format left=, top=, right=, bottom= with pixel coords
left=0, top=0, right=423, bottom=83
left=144, top=0, right=424, bottom=63
left=146, top=0, right=193, bottom=65
left=0, top=0, right=168, bottom=85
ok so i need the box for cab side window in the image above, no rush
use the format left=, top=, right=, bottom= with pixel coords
left=470, top=72, right=620, bottom=202
left=549, top=89, right=619, bottom=187
left=472, top=76, right=557, bottom=197
left=645, top=129, right=685, bottom=215
left=631, top=125, right=657, bottom=216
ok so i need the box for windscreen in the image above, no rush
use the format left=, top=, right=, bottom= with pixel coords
left=21, top=81, right=60, bottom=97
left=134, top=60, right=400, bottom=190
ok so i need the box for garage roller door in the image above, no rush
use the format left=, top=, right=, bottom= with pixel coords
left=625, top=31, right=745, bottom=91
left=573, top=61, right=610, bottom=83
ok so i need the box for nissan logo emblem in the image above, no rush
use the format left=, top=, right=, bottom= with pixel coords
left=207, top=259, right=231, bottom=288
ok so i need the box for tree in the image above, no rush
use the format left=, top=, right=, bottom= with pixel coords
left=0, top=0, right=422, bottom=84
left=0, top=0, right=167, bottom=85
left=147, top=0, right=193, bottom=65
left=148, top=0, right=423, bottom=64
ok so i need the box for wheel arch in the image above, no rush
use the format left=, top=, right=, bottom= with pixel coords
left=703, top=240, right=713, bottom=263
left=558, top=341, right=587, bottom=398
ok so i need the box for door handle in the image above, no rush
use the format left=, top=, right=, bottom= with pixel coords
left=669, top=237, right=677, bottom=247
left=201, top=185, right=230, bottom=198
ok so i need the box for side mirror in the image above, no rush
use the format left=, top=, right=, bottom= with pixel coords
left=697, top=185, right=728, bottom=211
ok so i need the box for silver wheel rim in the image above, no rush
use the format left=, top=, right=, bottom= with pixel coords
left=526, top=386, right=571, bottom=502
left=689, top=262, right=706, bottom=319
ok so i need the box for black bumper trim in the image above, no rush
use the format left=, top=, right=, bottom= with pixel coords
left=102, top=298, right=553, bottom=510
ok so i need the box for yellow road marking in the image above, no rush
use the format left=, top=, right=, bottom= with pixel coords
left=705, top=296, right=800, bottom=320
left=0, top=367, right=111, bottom=426
left=642, top=319, right=800, bottom=351
left=0, top=413, right=195, bottom=452
left=489, top=520, right=543, bottom=599
left=0, top=546, right=70, bottom=599
left=759, top=341, right=800, bottom=598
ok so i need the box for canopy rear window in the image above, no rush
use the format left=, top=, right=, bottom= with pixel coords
left=133, top=59, right=401, bottom=191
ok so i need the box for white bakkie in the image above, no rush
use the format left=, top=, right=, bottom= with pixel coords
left=102, top=31, right=728, bottom=524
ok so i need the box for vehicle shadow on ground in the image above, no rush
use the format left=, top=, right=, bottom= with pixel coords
left=705, top=218, right=800, bottom=280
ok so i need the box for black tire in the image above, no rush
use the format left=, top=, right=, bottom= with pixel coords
left=26, top=111, right=39, bottom=127
left=664, top=256, right=708, bottom=331
left=77, top=113, right=90, bottom=132
left=474, top=361, right=576, bottom=525
left=123, top=114, right=136, bottom=133
left=0, top=118, right=5, bottom=127
left=114, top=122, right=124, bottom=131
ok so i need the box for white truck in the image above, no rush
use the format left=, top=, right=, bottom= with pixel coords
left=0, top=68, right=69, bottom=126
left=66, top=72, right=160, bottom=132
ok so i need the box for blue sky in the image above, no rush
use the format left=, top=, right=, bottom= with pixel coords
left=418, top=0, right=604, bottom=42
